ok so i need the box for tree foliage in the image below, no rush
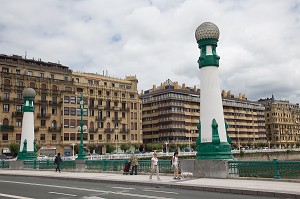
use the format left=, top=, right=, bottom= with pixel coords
left=120, top=143, right=130, bottom=152
left=8, top=143, right=20, bottom=158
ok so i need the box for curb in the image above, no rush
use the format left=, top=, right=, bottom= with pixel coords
left=0, top=173, right=300, bottom=199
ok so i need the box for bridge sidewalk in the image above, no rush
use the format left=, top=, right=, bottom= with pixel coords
left=0, top=169, right=299, bottom=198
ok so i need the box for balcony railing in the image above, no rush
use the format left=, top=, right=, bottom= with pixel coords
left=48, top=127, right=62, bottom=132
left=96, top=116, right=106, bottom=121
left=89, top=128, right=98, bottom=133
left=104, top=128, right=112, bottom=133
left=12, top=111, right=23, bottom=117
left=0, top=125, right=14, bottom=131
left=120, top=128, right=129, bottom=133
left=37, top=113, right=51, bottom=119
left=112, top=117, right=121, bottom=123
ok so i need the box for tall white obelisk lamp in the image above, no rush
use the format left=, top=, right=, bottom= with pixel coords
left=18, top=88, right=37, bottom=160
left=195, top=22, right=233, bottom=159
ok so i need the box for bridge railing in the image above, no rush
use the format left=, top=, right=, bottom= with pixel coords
left=228, top=159, right=300, bottom=179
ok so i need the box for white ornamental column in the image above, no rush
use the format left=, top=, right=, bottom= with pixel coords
left=195, top=22, right=233, bottom=159
left=18, top=88, right=37, bottom=160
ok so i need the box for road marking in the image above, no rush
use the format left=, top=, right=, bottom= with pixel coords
left=110, top=186, right=135, bottom=190
left=143, top=188, right=179, bottom=195
left=0, top=193, right=34, bottom=199
left=48, top=192, right=77, bottom=197
left=0, top=180, right=174, bottom=199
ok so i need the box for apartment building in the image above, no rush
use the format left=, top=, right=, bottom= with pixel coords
left=140, top=80, right=266, bottom=150
left=140, top=79, right=200, bottom=149
left=258, top=95, right=300, bottom=148
left=0, top=54, right=142, bottom=155
left=222, top=91, right=266, bottom=149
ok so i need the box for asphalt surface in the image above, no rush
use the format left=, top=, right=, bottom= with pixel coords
left=0, top=170, right=299, bottom=198
left=0, top=175, right=281, bottom=199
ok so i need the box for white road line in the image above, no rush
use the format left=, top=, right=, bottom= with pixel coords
left=143, top=189, right=179, bottom=195
left=0, top=180, right=174, bottom=199
left=110, top=186, right=135, bottom=190
left=48, top=192, right=77, bottom=197
left=0, top=193, right=34, bottom=199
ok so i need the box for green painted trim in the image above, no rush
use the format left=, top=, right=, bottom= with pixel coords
left=23, top=97, right=35, bottom=112
left=196, top=119, right=233, bottom=160
left=17, top=139, right=37, bottom=160
left=197, top=38, right=220, bottom=68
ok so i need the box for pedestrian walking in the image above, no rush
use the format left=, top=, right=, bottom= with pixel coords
left=54, top=153, right=62, bottom=173
left=172, top=151, right=180, bottom=179
left=149, top=152, right=161, bottom=181
left=130, top=152, right=139, bottom=175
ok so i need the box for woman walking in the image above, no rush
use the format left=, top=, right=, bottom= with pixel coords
left=172, top=151, right=180, bottom=179
left=149, top=152, right=161, bottom=181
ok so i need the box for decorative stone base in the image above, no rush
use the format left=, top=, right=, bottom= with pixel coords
left=180, top=159, right=230, bottom=178
left=197, top=142, right=233, bottom=160
left=75, top=160, right=87, bottom=172
left=17, top=151, right=36, bottom=160
left=9, top=161, right=24, bottom=170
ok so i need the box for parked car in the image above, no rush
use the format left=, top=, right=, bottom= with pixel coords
left=37, top=155, right=48, bottom=160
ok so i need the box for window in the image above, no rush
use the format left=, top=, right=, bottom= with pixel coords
left=17, top=93, right=22, bottom=99
left=40, top=134, right=45, bottom=141
left=88, top=80, right=93, bottom=84
left=3, top=104, right=9, bottom=112
left=98, top=122, right=103, bottom=128
left=41, top=94, right=46, bottom=101
left=28, top=71, right=33, bottom=76
left=64, top=76, right=69, bottom=81
left=2, top=134, right=8, bottom=141
left=16, top=134, right=21, bottom=141
left=64, top=119, right=69, bottom=128
left=69, top=107, right=76, bottom=116
left=64, top=133, right=69, bottom=141
left=114, top=92, right=117, bottom=97
left=98, top=134, right=102, bottom=140
left=64, top=107, right=69, bottom=115
left=106, top=91, right=110, bottom=96
left=64, top=96, right=70, bottom=103
left=16, top=119, right=22, bottom=126
left=94, top=81, right=99, bottom=85
left=98, top=100, right=102, bottom=105
left=122, top=135, right=126, bottom=141
left=70, top=96, right=76, bottom=104
left=16, top=69, right=20, bottom=75
left=98, top=90, right=102, bottom=96
left=2, top=67, right=9, bottom=73
left=41, top=120, right=46, bottom=127
left=52, top=134, right=56, bottom=141
left=70, top=119, right=76, bottom=128
left=90, top=134, right=94, bottom=141
left=40, top=73, right=44, bottom=78
left=130, top=94, right=134, bottom=99
left=112, top=83, right=115, bottom=88
left=114, top=102, right=118, bottom=107
left=52, top=95, right=57, bottom=103
left=106, top=134, right=111, bottom=141
left=90, top=110, right=94, bottom=116
left=51, top=74, right=54, bottom=79
left=4, top=92, right=9, bottom=100
left=17, top=81, right=23, bottom=87
left=122, top=93, right=125, bottom=98
left=106, top=111, right=110, bottom=117
left=70, top=133, right=76, bottom=141
left=52, top=107, right=57, bottom=115
left=122, top=112, right=126, bottom=118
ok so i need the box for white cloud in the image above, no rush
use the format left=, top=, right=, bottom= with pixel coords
left=1, top=0, right=300, bottom=102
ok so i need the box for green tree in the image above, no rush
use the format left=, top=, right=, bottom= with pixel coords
left=8, top=143, right=20, bottom=158
left=152, top=144, right=163, bottom=151
left=120, top=143, right=130, bottom=152
left=106, top=144, right=115, bottom=153
left=133, top=144, right=140, bottom=151
left=191, top=143, right=197, bottom=151
left=74, top=144, right=79, bottom=154
left=169, top=143, right=177, bottom=152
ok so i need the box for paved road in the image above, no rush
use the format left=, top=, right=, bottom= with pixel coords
left=0, top=176, right=279, bottom=199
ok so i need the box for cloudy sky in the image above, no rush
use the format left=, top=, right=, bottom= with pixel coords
left=1, top=0, right=300, bottom=102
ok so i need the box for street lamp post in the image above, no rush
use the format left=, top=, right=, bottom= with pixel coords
left=76, top=94, right=87, bottom=160
left=237, top=130, right=241, bottom=151
left=165, top=141, right=168, bottom=155
left=71, top=143, right=76, bottom=159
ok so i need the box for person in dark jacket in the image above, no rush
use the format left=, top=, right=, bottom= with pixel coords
left=54, top=153, right=62, bottom=173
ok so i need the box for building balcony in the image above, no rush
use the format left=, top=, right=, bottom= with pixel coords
left=104, top=128, right=113, bottom=133
left=14, top=98, right=23, bottom=103
left=40, top=89, right=48, bottom=94
left=121, top=107, right=130, bottom=112
left=51, top=90, right=60, bottom=95
left=120, top=128, right=129, bottom=133
left=12, top=111, right=23, bottom=117
left=38, top=100, right=48, bottom=104
left=0, top=125, right=14, bottom=132
left=113, top=106, right=120, bottom=111
left=89, top=128, right=98, bottom=133
left=96, top=116, right=106, bottom=121
left=37, top=113, right=51, bottom=119
left=112, top=117, right=121, bottom=123
left=48, top=127, right=62, bottom=132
